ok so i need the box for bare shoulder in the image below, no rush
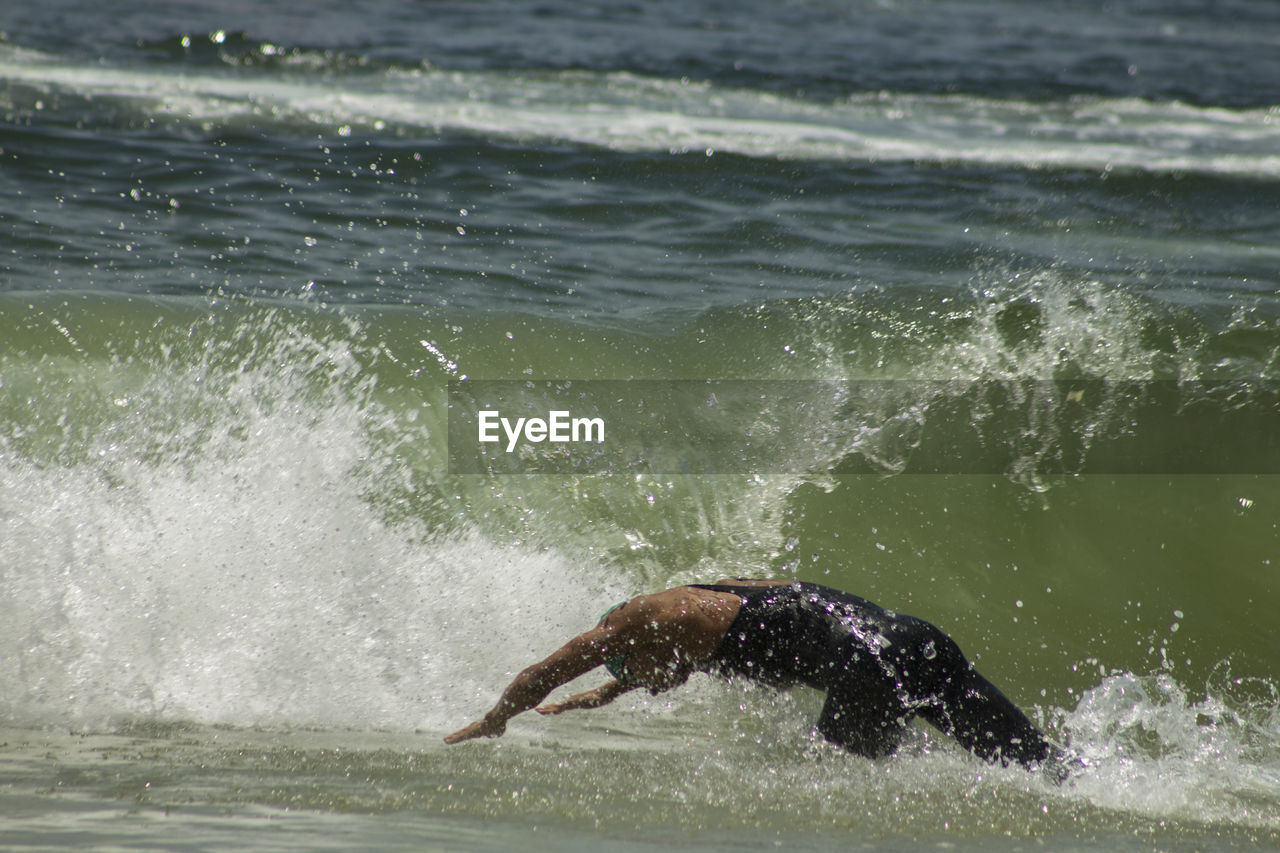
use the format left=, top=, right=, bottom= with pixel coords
left=601, top=587, right=741, bottom=664
left=605, top=586, right=741, bottom=634
left=612, top=586, right=721, bottom=618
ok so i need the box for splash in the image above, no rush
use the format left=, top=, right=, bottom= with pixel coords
left=1056, top=670, right=1280, bottom=829
left=727, top=272, right=1280, bottom=488
left=0, top=299, right=624, bottom=731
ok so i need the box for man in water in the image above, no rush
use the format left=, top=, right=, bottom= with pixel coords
left=445, top=579, right=1064, bottom=773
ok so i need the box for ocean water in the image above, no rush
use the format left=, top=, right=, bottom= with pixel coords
left=2, top=0, right=1279, bottom=849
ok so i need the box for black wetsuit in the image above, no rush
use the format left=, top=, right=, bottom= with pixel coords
left=690, top=582, right=1055, bottom=768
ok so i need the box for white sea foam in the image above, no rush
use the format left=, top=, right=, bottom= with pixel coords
left=0, top=311, right=625, bottom=732
left=1055, top=671, right=1280, bottom=829
left=3, top=45, right=1278, bottom=177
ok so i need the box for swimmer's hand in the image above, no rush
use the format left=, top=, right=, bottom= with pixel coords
left=443, top=715, right=506, bottom=744
left=534, top=690, right=598, bottom=715
left=536, top=679, right=632, bottom=715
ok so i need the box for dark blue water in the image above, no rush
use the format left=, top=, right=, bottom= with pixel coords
left=3, top=0, right=1279, bottom=315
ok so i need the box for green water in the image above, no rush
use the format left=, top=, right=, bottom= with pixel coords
left=4, top=722, right=1276, bottom=851
left=3, top=291, right=1277, bottom=850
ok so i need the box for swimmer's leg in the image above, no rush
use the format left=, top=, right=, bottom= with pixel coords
left=816, top=684, right=908, bottom=758
left=911, top=633, right=1057, bottom=769
left=920, top=667, right=1054, bottom=767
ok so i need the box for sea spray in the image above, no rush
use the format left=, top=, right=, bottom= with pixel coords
left=1056, top=669, right=1280, bottom=829
left=0, top=298, right=625, bottom=731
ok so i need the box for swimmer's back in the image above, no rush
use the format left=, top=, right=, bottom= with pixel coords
left=691, top=582, right=931, bottom=690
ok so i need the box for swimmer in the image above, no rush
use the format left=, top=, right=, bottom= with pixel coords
left=445, top=580, right=1068, bottom=775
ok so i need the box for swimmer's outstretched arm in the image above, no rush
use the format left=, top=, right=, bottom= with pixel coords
left=444, top=596, right=677, bottom=745
left=445, top=590, right=705, bottom=744
left=535, top=678, right=636, bottom=715
left=444, top=630, right=611, bottom=744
